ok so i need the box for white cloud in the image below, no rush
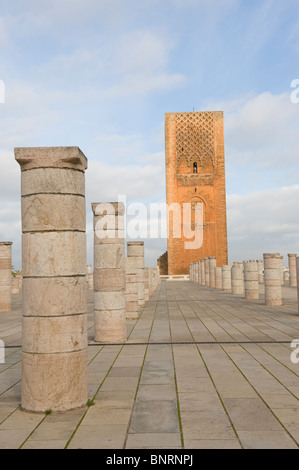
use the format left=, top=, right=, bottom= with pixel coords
left=227, top=185, right=299, bottom=263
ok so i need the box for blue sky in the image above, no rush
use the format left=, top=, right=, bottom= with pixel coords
left=0, top=0, right=299, bottom=269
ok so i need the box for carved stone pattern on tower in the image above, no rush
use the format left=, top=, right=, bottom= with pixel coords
left=175, top=112, right=215, bottom=168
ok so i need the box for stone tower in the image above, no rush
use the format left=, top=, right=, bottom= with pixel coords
left=165, top=111, right=228, bottom=275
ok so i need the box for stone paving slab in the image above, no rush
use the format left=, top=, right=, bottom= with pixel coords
left=0, top=280, right=299, bottom=449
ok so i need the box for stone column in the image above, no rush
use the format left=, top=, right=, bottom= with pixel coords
left=92, top=202, right=126, bottom=343
left=0, top=242, right=12, bottom=312
left=284, top=271, right=289, bottom=285
left=148, top=267, right=153, bottom=297
left=244, top=260, right=259, bottom=300
left=127, top=242, right=145, bottom=310
left=297, top=257, right=299, bottom=314
left=231, top=266, right=244, bottom=296
left=222, top=265, right=232, bottom=292
left=200, top=260, right=205, bottom=285
left=279, top=256, right=284, bottom=286
left=15, top=146, right=88, bottom=413
left=197, top=261, right=202, bottom=284
left=87, top=265, right=94, bottom=290
left=257, top=260, right=264, bottom=283
left=263, top=253, right=282, bottom=306
left=209, top=257, right=217, bottom=288
left=125, top=256, right=139, bottom=319
left=11, top=275, right=20, bottom=294
left=144, top=267, right=150, bottom=302
left=204, top=257, right=210, bottom=287
left=215, top=267, right=222, bottom=289
left=288, top=254, right=297, bottom=287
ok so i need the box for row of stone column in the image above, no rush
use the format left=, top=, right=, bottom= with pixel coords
left=189, top=253, right=298, bottom=308
left=12, top=146, right=160, bottom=414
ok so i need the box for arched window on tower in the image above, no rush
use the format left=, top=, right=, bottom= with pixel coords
left=193, top=162, right=198, bottom=174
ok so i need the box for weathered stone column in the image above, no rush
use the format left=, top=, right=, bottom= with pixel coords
left=125, top=256, right=139, bottom=319
left=284, top=271, right=289, bottom=285
left=257, top=260, right=264, bottom=283
left=279, top=256, right=284, bottom=286
left=0, top=242, right=12, bottom=312
left=200, top=260, right=205, bottom=285
left=244, top=260, right=259, bottom=300
left=209, top=257, right=216, bottom=288
left=197, top=261, right=202, bottom=284
left=215, top=267, right=222, bottom=289
left=148, top=267, right=154, bottom=296
left=231, top=266, right=244, bottom=296
left=288, top=254, right=297, bottom=287
left=127, top=242, right=145, bottom=310
left=222, top=265, right=232, bottom=292
left=87, top=265, right=94, bottom=290
left=15, top=146, right=88, bottom=412
left=263, top=253, right=282, bottom=306
left=144, top=267, right=150, bottom=302
left=204, top=257, right=210, bottom=287
left=92, top=202, right=126, bottom=343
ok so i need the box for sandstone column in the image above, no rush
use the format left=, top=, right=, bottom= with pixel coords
left=208, top=257, right=216, bottom=288
left=87, top=265, right=94, bottom=290
left=263, top=253, right=282, bottom=306
left=204, top=257, right=210, bottom=287
left=288, top=254, right=297, bottom=287
left=197, top=261, right=202, bottom=284
left=125, top=256, right=139, bottom=319
left=257, top=260, right=264, bottom=283
left=200, top=260, right=205, bottom=285
left=127, top=242, right=145, bottom=310
left=215, top=267, right=222, bottom=289
left=0, top=242, right=12, bottom=312
left=144, top=267, right=150, bottom=302
left=244, top=260, right=259, bottom=300
left=222, top=265, right=232, bottom=292
left=231, top=265, right=244, bottom=296
left=15, top=146, right=88, bottom=413
left=92, top=202, right=126, bottom=343
left=279, top=256, right=284, bottom=286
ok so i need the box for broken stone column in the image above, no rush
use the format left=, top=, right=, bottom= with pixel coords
left=244, top=260, right=259, bottom=300
left=231, top=266, right=244, bottom=296
left=208, top=257, right=216, bottom=288
left=11, top=275, right=20, bottom=294
left=200, top=260, right=205, bottom=285
left=215, top=267, right=222, bottom=289
left=87, top=265, right=94, bottom=290
left=197, top=261, right=202, bottom=284
left=263, top=253, right=282, bottom=306
left=144, top=267, right=150, bottom=302
left=288, top=254, right=297, bottom=287
left=125, top=256, right=139, bottom=319
left=127, top=242, right=145, bottom=310
left=279, top=256, right=284, bottom=286
left=257, top=260, right=264, bottom=283
left=284, top=271, right=289, bottom=285
left=92, top=202, right=126, bottom=343
left=0, top=242, right=12, bottom=312
left=204, top=257, right=210, bottom=287
left=15, top=146, right=88, bottom=412
left=222, top=265, right=232, bottom=292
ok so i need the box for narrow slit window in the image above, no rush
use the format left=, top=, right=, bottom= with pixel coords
left=193, top=162, right=198, bottom=174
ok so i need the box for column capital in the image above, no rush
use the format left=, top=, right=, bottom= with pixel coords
left=15, top=147, right=88, bottom=172
left=92, top=202, right=125, bottom=216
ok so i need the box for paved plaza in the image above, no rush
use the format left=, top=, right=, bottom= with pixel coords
left=0, top=280, right=299, bottom=449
